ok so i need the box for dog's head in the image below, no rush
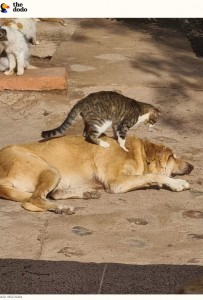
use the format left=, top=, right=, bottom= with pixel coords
left=143, top=141, right=194, bottom=177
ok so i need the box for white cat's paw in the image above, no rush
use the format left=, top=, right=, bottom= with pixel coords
left=100, top=141, right=110, bottom=149
left=168, top=178, right=190, bottom=192
left=4, top=70, right=14, bottom=75
left=17, top=70, right=24, bottom=76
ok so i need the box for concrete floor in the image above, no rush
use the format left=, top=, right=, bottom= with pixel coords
left=0, top=19, right=203, bottom=294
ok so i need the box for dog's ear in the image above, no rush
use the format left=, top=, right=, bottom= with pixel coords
left=157, top=147, right=173, bottom=168
left=144, top=141, right=159, bottom=164
left=144, top=141, right=172, bottom=166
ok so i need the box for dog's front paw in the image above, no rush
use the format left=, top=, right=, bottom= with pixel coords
left=168, top=178, right=190, bottom=192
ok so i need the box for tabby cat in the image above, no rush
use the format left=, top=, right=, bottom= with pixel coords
left=41, top=91, right=160, bottom=151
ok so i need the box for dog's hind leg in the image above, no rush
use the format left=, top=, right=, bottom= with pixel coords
left=22, top=167, right=74, bottom=214
left=0, top=180, right=31, bottom=203
left=51, top=189, right=101, bottom=200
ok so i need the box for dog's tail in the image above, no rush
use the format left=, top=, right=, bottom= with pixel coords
left=41, top=101, right=82, bottom=139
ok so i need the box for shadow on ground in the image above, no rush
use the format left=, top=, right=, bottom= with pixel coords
left=76, top=19, right=203, bottom=134
left=0, top=259, right=203, bottom=294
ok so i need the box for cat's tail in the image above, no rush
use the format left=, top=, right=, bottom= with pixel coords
left=41, top=102, right=82, bottom=139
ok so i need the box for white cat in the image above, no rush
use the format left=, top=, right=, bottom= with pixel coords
left=0, top=26, right=35, bottom=75
left=0, top=18, right=39, bottom=45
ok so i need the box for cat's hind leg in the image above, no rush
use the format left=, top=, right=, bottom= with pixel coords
left=86, top=129, right=110, bottom=148
left=4, top=53, right=16, bottom=75
left=116, top=122, right=130, bottom=152
left=86, top=121, right=112, bottom=148
left=112, top=125, right=118, bottom=139
left=83, top=121, right=89, bottom=138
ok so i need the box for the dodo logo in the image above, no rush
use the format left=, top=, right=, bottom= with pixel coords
left=13, top=2, right=28, bottom=12
left=0, top=3, right=10, bottom=13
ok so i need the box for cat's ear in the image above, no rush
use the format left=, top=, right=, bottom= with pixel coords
left=0, top=28, right=7, bottom=40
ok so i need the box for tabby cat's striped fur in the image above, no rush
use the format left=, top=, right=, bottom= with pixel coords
left=41, top=91, right=160, bottom=151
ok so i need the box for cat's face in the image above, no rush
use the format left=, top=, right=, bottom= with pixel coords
left=0, top=29, right=8, bottom=42
left=148, top=108, right=160, bottom=125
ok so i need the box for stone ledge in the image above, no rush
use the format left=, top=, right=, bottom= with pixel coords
left=0, top=67, right=67, bottom=91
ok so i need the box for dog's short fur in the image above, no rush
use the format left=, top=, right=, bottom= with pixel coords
left=0, top=135, right=194, bottom=213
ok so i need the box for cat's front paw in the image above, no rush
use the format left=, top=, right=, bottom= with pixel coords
left=4, top=70, right=14, bottom=75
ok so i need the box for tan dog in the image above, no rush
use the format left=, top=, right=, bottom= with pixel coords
left=0, top=135, right=193, bottom=214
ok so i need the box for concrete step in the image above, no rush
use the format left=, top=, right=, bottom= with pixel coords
left=0, top=67, right=67, bottom=91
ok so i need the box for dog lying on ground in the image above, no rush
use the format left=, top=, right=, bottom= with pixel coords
left=0, top=135, right=194, bottom=213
